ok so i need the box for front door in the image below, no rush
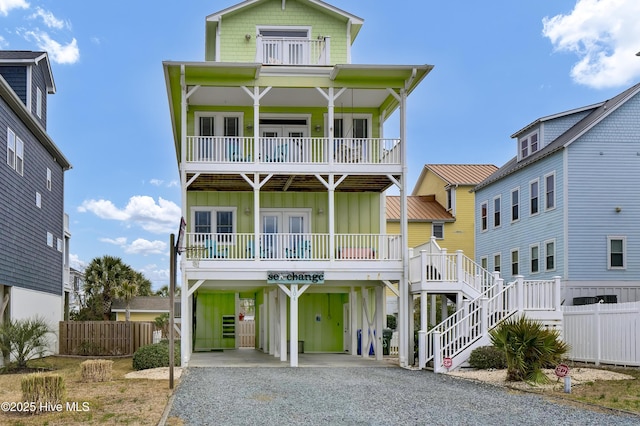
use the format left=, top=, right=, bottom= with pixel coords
left=261, top=123, right=307, bottom=162
left=260, top=209, right=310, bottom=259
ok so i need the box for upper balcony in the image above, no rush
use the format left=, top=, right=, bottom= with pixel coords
left=256, top=36, right=331, bottom=66
left=184, top=136, right=400, bottom=175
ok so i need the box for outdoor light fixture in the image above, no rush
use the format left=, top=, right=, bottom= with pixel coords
left=245, top=207, right=251, bottom=215
left=245, top=34, right=252, bottom=40
left=314, top=124, right=322, bottom=132
left=317, top=207, right=324, bottom=215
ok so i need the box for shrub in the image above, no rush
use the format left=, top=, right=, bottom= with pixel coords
left=81, top=359, right=113, bottom=382
left=132, top=341, right=180, bottom=371
left=469, top=346, right=507, bottom=370
left=386, top=315, right=397, bottom=330
left=0, top=316, right=51, bottom=369
left=22, top=373, right=65, bottom=412
left=490, top=315, right=569, bottom=383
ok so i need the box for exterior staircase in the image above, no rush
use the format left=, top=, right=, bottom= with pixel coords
left=409, top=238, right=562, bottom=372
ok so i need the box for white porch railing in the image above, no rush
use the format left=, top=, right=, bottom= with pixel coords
left=183, top=232, right=402, bottom=261
left=185, top=136, right=401, bottom=165
left=256, top=36, right=330, bottom=65
left=424, top=276, right=562, bottom=373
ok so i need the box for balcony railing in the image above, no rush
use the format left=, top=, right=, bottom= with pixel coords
left=184, top=232, right=402, bottom=261
left=256, top=36, right=330, bottom=65
left=185, top=136, right=401, bottom=165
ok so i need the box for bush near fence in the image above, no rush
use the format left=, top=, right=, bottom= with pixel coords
left=58, top=321, right=154, bottom=356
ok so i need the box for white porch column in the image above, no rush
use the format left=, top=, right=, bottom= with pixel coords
left=399, top=87, right=410, bottom=367
left=289, top=284, right=299, bottom=367
left=180, top=278, right=190, bottom=366
left=375, top=285, right=384, bottom=360
left=430, top=294, right=437, bottom=325
left=361, top=287, right=369, bottom=358
left=279, top=287, right=287, bottom=361
left=441, top=295, right=448, bottom=321
left=268, top=289, right=276, bottom=355
left=350, top=287, right=358, bottom=356
left=328, top=174, right=335, bottom=260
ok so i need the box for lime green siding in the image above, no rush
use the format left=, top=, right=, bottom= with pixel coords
left=297, top=293, right=347, bottom=352
left=194, top=292, right=236, bottom=350
left=208, top=0, right=349, bottom=64
left=187, top=191, right=382, bottom=234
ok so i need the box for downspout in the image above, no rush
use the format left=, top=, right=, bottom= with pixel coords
left=215, top=19, right=221, bottom=62
left=346, top=21, right=352, bottom=64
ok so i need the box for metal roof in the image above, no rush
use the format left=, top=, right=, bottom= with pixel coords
left=386, top=195, right=454, bottom=221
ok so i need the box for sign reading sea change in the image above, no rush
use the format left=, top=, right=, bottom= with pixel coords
left=267, top=271, right=325, bottom=284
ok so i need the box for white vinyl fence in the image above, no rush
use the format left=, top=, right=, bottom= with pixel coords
left=562, top=301, right=640, bottom=366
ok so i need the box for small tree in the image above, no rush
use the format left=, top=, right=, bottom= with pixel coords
left=0, top=317, right=51, bottom=369
left=154, top=313, right=169, bottom=338
left=490, top=315, right=569, bottom=383
left=114, top=278, right=139, bottom=321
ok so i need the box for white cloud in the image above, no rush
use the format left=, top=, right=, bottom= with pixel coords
left=69, top=253, right=87, bottom=271
left=0, top=36, right=8, bottom=49
left=542, top=0, right=640, bottom=88
left=24, top=30, right=79, bottom=64
left=78, top=195, right=181, bottom=234
left=167, top=180, right=179, bottom=188
left=100, top=236, right=168, bottom=256
left=30, top=7, right=68, bottom=30
left=149, top=179, right=164, bottom=186
left=0, top=0, right=29, bottom=16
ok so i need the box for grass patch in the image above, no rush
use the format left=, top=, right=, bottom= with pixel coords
left=0, top=356, right=175, bottom=425
left=551, top=363, right=640, bottom=414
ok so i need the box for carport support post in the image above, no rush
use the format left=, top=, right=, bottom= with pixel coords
left=290, top=284, right=299, bottom=367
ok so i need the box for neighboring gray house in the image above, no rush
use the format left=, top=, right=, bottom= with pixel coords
left=474, top=82, right=640, bottom=305
left=0, top=51, right=72, bottom=357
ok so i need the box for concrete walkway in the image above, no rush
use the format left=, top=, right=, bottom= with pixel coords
left=187, top=349, right=397, bottom=368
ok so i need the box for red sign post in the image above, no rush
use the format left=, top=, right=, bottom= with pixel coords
left=555, top=363, right=570, bottom=378
left=443, top=357, right=452, bottom=369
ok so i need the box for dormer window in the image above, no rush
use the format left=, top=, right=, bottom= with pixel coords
left=519, top=131, right=539, bottom=160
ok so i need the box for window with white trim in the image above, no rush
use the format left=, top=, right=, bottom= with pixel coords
left=530, top=244, right=540, bottom=274
left=493, top=196, right=501, bottom=228
left=545, top=239, right=555, bottom=271
left=481, top=201, right=488, bottom=231
left=193, top=207, right=237, bottom=244
left=530, top=179, right=539, bottom=215
left=481, top=257, right=488, bottom=270
left=519, top=131, right=539, bottom=160
left=47, top=232, right=53, bottom=247
left=511, top=188, right=519, bottom=222
left=432, top=222, right=444, bottom=239
left=36, top=192, right=41, bottom=208
left=544, top=172, right=555, bottom=210
left=493, top=253, right=501, bottom=273
left=36, top=87, right=42, bottom=118
left=511, top=249, right=519, bottom=276
left=6, top=128, right=23, bottom=175
left=57, top=238, right=63, bottom=252
left=47, top=168, right=52, bottom=191
left=446, top=187, right=453, bottom=211
left=607, top=236, right=626, bottom=269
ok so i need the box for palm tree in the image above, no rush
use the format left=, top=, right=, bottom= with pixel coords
left=114, top=278, right=139, bottom=321
left=84, top=255, right=127, bottom=320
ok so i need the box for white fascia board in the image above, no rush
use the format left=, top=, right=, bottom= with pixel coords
left=510, top=102, right=603, bottom=139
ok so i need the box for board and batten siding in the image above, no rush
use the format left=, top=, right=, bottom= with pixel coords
left=0, top=95, right=65, bottom=296
left=475, top=151, right=564, bottom=282
left=566, top=93, right=640, bottom=283
left=186, top=191, right=381, bottom=234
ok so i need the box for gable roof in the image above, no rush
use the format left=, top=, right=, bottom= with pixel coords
left=0, top=73, right=71, bottom=170
left=386, top=195, right=454, bottom=222
left=0, top=50, right=56, bottom=94
left=411, top=164, right=498, bottom=195
left=206, top=0, right=364, bottom=41
left=475, top=81, right=640, bottom=191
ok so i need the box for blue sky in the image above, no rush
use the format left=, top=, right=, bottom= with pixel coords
left=1, top=0, right=639, bottom=291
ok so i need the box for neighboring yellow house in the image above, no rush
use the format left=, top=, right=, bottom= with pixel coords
left=112, top=296, right=178, bottom=322
left=387, top=164, right=498, bottom=258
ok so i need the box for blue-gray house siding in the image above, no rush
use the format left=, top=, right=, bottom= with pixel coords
left=476, top=82, right=640, bottom=304
left=566, top=93, right=640, bottom=282
left=475, top=150, right=564, bottom=282
left=0, top=66, right=27, bottom=105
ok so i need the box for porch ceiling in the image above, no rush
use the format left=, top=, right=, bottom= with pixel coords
left=187, top=86, right=391, bottom=109
left=186, top=173, right=397, bottom=192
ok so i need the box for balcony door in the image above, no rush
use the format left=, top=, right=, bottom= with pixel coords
left=260, top=209, right=310, bottom=259
left=261, top=118, right=308, bottom=162
left=259, top=28, right=309, bottom=65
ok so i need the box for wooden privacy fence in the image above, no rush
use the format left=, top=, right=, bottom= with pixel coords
left=238, top=320, right=255, bottom=348
left=562, top=301, right=640, bottom=366
left=59, top=321, right=154, bottom=356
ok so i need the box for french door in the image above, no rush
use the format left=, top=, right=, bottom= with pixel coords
left=261, top=125, right=307, bottom=162
left=260, top=210, right=310, bottom=258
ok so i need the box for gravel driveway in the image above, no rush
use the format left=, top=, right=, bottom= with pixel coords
left=166, top=367, right=639, bottom=425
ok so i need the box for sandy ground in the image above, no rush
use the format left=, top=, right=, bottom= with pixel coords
left=125, top=367, right=183, bottom=380
left=448, top=367, right=635, bottom=391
